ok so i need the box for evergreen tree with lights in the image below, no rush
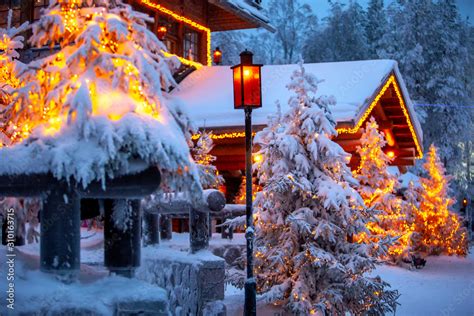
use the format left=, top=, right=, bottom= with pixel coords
left=191, top=131, right=224, bottom=189
left=354, top=118, right=413, bottom=262
left=0, top=0, right=200, bottom=192
left=234, top=176, right=261, bottom=204
left=412, top=144, right=468, bottom=256
left=235, top=62, right=398, bottom=315
left=0, top=10, right=28, bottom=145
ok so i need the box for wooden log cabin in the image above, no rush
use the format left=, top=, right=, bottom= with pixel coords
left=1, top=0, right=274, bottom=66
left=171, top=60, right=424, bottom=202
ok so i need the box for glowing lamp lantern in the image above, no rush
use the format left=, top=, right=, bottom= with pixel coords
left=232, top=50, right=263, bottom=315
left=231, top=50, right=263, bottom=110
left=387, top=150, right=396, bottom=159
left=462, top=198, right=468, bottom=208
left=157, top=25, right=167, bottom=41
left=213, top=47, right=222, bottom=65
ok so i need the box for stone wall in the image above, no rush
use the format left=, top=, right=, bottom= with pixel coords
left=137, top=247, right=226, bottom=316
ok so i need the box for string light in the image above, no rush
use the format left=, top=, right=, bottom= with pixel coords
left=191, top=131, right=256, bottom=140
left=336, top=75, right=423, bottom=159
left=140, top=0, right=212, bottom=66
left=162, top=51, right=203, bottom=69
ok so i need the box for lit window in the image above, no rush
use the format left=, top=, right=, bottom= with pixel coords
left=184, top=29, right=199, bottom=61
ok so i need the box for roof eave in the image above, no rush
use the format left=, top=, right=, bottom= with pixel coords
left=210, top=0, right=276, bottom=32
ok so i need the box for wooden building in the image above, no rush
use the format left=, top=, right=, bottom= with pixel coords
left=171, top=60, right=424, bottom=201
left=1, top=0, right=273, bottom=66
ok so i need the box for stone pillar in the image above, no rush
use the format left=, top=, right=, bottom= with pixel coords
left=104, top=199, right=141, bottom=278
left=159, top=215, right=173, bottom=240
left=190, top=208, right=209, bottom=254
left=143, top=211, right=159, bottom=246
left=40, top=183, right=80, bottom=282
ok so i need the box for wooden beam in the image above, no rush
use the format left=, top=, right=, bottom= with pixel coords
left=391, top=157, right=415, bottom=166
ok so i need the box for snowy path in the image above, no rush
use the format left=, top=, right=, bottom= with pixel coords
left=374, top=251, right=474, bottom=316
left=224, top=242, right=474, bottom=316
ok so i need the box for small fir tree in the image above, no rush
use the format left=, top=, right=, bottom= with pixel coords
left=236, top=62, right=399, bottom=315
left=233, top=176, right=261, bottom=204
left=413, top=144, right=468, bottom=256
left=0, top=10, right=28, bottom=144
left=191, top=131, right=224, bottom=189
left=354, top=118, right=413, bottom=262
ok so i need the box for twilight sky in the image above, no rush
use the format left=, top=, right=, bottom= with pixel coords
left=303, top=0, right=473, bottom=21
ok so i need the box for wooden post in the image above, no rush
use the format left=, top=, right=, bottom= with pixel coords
left=40, top=183, right=80, bottom=282
left=143, top=211, right=160, bottom=246
left=190, top=207, right=209, bottom=253
left=104, top=199, right=142, bottom=278
left=159, top=214, right=173, bottom=240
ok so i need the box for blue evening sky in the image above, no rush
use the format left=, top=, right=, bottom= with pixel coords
left=304, top=0, right=473, bottom=21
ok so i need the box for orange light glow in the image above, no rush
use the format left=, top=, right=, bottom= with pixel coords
left=157, top=25, right=167, bottom=41
left=387, top=150, right=395, bottom=159
left=253, top=153, right=263, bottom=163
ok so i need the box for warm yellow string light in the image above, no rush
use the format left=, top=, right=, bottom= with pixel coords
left=336, top=75, right=423, bottom=159
left=140, top=0, right=212, bottom=66
left=191, top=131, right=256, bottom=140
left=162, top=51, right=203, bottom=69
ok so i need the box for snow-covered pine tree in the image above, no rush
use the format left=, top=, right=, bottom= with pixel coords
left=354, top=117, right=413, bottom=262
left=366, top=0, right=387, bottom=58
left=413, top=144, right=468, bottom=256
left=1, top=0, right=200, bottom=192
left=245, top=62, right=398, bottom=315
left=249, top=0, right=316, bottom=64
left=0, top=10, right=28, bottom=145
left=191, top=131, right=224, bottom=189
left=304, top=1, right=368, bottom=63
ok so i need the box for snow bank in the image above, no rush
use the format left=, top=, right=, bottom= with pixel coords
left=0, top=246, right=169, bottom=315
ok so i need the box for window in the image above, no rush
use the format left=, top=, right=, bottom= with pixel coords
left=0, top=0, right=21, bottom=28
left=0, top=0, right=48, bottom=28
left=184, top=29, right=199, bottom=62
left=33, top=0, right=49, bottom=22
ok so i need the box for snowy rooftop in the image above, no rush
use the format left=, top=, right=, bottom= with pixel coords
left=171, top=59, right=422, bottom=139
left=216, top=0, right=275, bottom=32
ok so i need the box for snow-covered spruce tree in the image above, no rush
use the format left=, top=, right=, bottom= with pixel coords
left=412, top=145, right=468, bottom=256
left=191, top=131, right=224, bottom=189
left=244, top=62, right=398, bottom=315
left=0, top=0, right=200, bottom=193
left=0, top=10, right=28, bottom=145
left=354, top=118, right=413, bottom=262
left=366, top=0, right=387, bottom=59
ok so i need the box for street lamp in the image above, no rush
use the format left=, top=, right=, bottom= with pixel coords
left=232, top=50, right=262, bottom=316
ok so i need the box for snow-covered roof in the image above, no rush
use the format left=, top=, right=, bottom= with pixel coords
left=170, top=60, right=423, bottom=144
left=212, top=0, right=275, bottom=32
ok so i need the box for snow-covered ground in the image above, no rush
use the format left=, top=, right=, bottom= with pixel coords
left=374, top=251, right=474, bottom=316
left=224, top=241, right=474, bottom=316
left=1, top=229, right=472, bottom=315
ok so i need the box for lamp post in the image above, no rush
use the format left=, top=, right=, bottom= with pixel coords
left=232, top=50, right=263, bottom=316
